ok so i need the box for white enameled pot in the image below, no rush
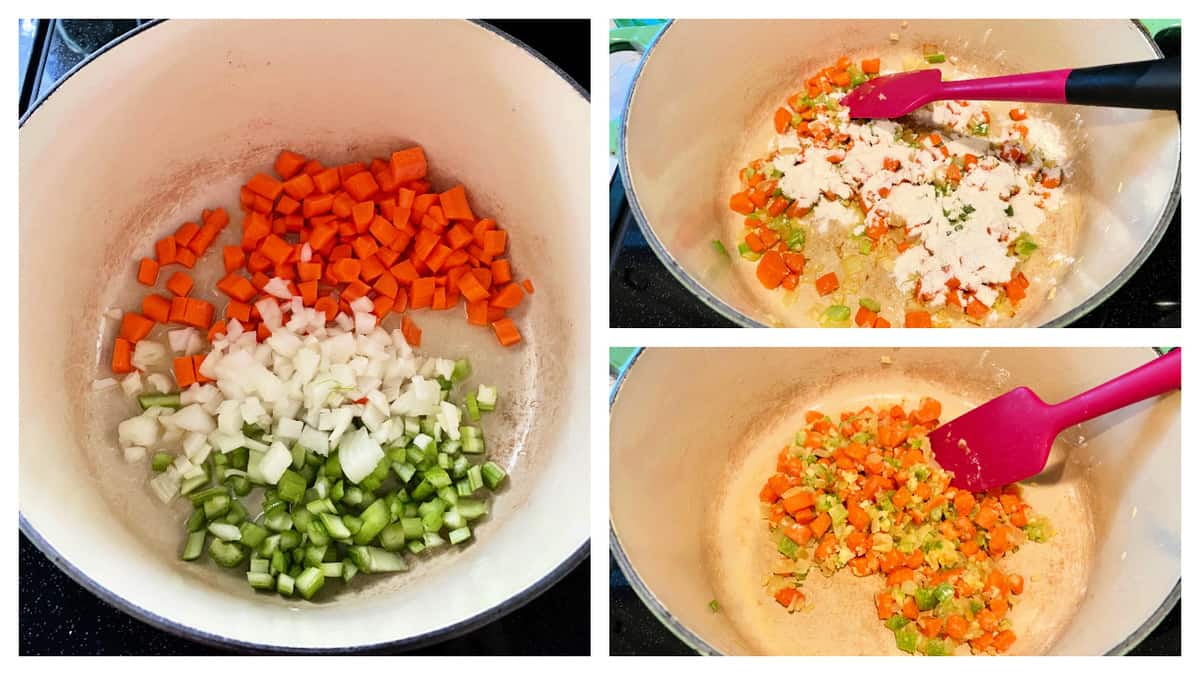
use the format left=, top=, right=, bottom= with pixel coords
left=20, top=19, right=589, bottom=651
left=619, top=20, right=1179, bottom=327
left=610, top=348, right=1179, bottom=654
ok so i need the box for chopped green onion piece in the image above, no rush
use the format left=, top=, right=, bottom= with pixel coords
left=709, top=600, right=720, bottom=613
left=711, top=239, right=729, bottom=257
left=925, top=53, right=946, bottom=64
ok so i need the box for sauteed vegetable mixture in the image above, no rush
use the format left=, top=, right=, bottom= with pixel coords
left=758, top=398, right=1052, bottom=654
left=104, top=147, right=528, bottom=599
left=727, top=52, right=1069, bottom=327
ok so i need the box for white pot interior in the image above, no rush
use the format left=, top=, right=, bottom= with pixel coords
left=610, top=348, right=1179, bottom=654
left=622, top=19, right=1179, bottom=326
left=20, top=19, right=589, bottom=650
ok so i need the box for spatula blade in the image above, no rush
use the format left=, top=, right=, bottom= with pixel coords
left=928, top=387, right=1058, bottom=492
left=841, top=69, right=943, bottom=119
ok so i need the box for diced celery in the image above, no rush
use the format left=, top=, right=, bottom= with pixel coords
left=448, top=526, right=471, bottom=545
left=276, top=572, right=295, bottom=597
left=209, top=539, right=245, bottom=568
left=295, top=567, right=325, bottom=599
left=181, top=530, right=206, bottom=561
left=481, top=462, right=506, bottom=490
left=152, top=453, right=173, bottom=472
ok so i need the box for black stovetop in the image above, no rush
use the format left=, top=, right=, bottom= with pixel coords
left=18, top=18, right=590, bottom=656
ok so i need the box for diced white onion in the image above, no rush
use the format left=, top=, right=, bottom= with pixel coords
left=120, top=372, right=143, bottom=397
left=123, top=446, right=147, bottom=463
left=118, top=415, right=160, bottom=448
left=338, top=428, right=385, bottom=483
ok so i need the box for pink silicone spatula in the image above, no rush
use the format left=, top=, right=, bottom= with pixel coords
left=842, top=56, right=1179, bottom=119
left=929, top=349, right=1180, bottom=492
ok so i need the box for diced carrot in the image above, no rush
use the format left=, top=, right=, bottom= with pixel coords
left=352, top=235, right=380, bottom=261
left=965, top=297, right=990, bottom=319
left=174, top=222, right=200, bottom=247
left=482, top=230, right=507, bottom=257
left=140, top=294, right=171, bottom=323
left=165, top=271, right=194, bottom=297
left=136, top=258, right=159, bottom=286
left=491, top=317, right=521, bottom=346
left=861, top=57, right=881, bottom=74
left=904, top=310, right=933, bottom=328
left=815, top=272, right=839, bottom=296
left=282, top=172, right=316, bottom=201
left=490, top=282, right=525, bottom=309
left=155, top=236, right=177, bottom=265
left=175, top=247, right=198, bottom=269
left=342, top=171, right=380, bottom=202
left=410, top=277, right=436, bottom=309
left=181, top=298, right=215, bottom=329
left=111, top=337, right=134, bottom=374
left=173, top=355, right=196, bottom=388
left=274, top=150, right=306, bottom=180
left=225, top=301, right=251, bottom=323
left=246, top=172, right=283, bottom=201
left=391, top=147, right=428, bottom=184
left=119, top=313, right=155, bottom=342
left=521, top=278, right=534, bottom=294
left=220, top=245, right=245, bottom=273
left=756, top=251, right=789, bottom=289
left=303, top=193, right=335, bottom=218
left=400, top=314, right=422, bottom=346
left=217, top=274, right=257, bottom=302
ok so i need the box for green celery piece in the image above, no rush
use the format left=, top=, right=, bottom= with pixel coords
left=884, top=614, right=909, bottom=632
left=401, top=517, right=425, bottom=540
left=290, top=442, right=306, bottom=470
left=711, top=240, right=729, bottom=257
left=406, top=539, right=426, bottom=555
left=452, top=359, right=472, bottom=382
left=859, top=297, right=881, bottom=312
left=933, top=582, right=955, bottom=604
left=925, top=53, right=946, bottom=64
left=448, top=526, right=471, bottom=545
left=304, top=545, right=328, bottom=568
left=181, top=530, right=206, bottom=561
left=203, top=494, right=230, bottom=519
left=208, top=539, right=245, bottom=568
left=342, top=514, right=362, bottom=535
left=895, top=626, right=919, bottom=653
left=411, top=479, right=435, bottom=501
left=186, top=508, right=207, bottom=533
left=139, top=393, right=181, bottom=411
left=915, top=587, right=937, bottom=611
left=239, top=522, right=268, bottom=549
left=923, top=638, right=949, bottom=656
left=481, top=462, right=507, bottom=490
left=226, top=475, right=252, bottom=496
left=319, top=512, right=353, bottom=540
left=223, top=500, right=247, bottom=526
left=276, top=573, right=295, bottom=597
left=425, top=467, right=452, bottom=489
left=353, top=498, right=391, bottom=545
left=379, top=523, right=408, bottom=551
left=278, top=530, right=302, bottom=551
left=465, top=393, right=482, bottom=421
left=247, top=571, right=275, bottom=590
left=263, top=505, right=293, bottom=532
left=778, top=536, right=799, bottom=559
left=295, top=567, right=325, bottom=600
left=306, top=519, right=330, bottom=547
left=456, top=498, right=488, bottom=521
left=271, top=549, right=288, bottom=575
left=151, top=453, right=173, bottom=472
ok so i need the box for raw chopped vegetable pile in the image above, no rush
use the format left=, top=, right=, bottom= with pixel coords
left=726, top=51, right=1066, bottom=328
left=758, top=398, right=1052, bottom=655
left=102, top=146, right=527, bottom=599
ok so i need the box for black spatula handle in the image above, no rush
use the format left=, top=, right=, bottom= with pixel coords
left=1066, top=56, right=1179, bottom=110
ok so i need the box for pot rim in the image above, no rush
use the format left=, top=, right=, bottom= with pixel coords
left=617, top=19, right=1180, bottom=328
left=19, top=17, right=590, bottom=654
left=608, top=346, right=1180, bottom=655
